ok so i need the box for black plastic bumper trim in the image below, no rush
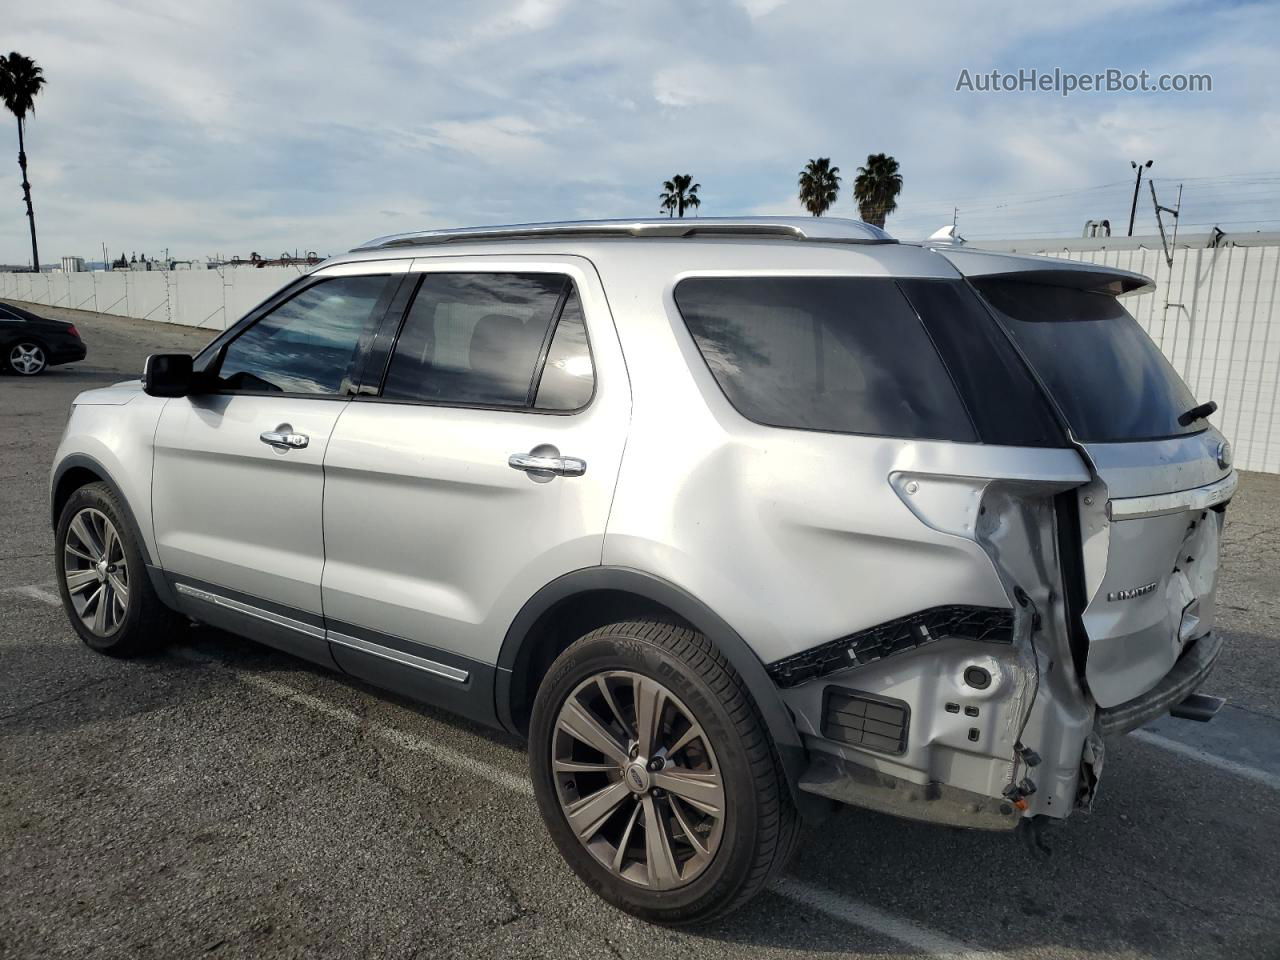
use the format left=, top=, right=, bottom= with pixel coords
left=1096, top=632, right=1224, bottom=737
left=767, top=605, right=1014, bottom=688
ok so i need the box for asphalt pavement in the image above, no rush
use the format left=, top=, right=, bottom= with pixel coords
left=2, top=300, right=1278, bottom=960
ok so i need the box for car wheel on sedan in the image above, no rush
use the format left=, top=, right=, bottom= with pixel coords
left=529, top=619, right=800, bottom=925
left=7, top=340, right=47, bottom=375
left=55, top=482, right=186, bottom=656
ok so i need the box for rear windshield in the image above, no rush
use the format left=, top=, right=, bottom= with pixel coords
left=974, top=279, right=1202, bottom=443
left=673, top=277, right=977, bottom=442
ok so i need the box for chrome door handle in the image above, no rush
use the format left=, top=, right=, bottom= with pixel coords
left=508, top=452, right=586, bottom=477
left=260, top=425, right=309, bottom=449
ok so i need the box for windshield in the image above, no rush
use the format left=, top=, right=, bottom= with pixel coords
left=973, top=279, right=1203, bottom=443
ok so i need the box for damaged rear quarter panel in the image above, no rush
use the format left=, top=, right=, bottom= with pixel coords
left=779, top=451, right=1098, bottom=822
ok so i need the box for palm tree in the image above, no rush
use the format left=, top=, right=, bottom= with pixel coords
left=853, top=153, right=903, bottom=228
left=0, top=53, right=46, bottom=272
left=797, top=158, right=840, bottom=216
left=659, top=174, right=701, bottom=218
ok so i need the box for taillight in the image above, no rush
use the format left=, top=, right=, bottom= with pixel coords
left=67, top=325, right=80, bottom=339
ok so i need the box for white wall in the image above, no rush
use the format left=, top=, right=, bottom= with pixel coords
left=0, top=265, right=305, bottom=331
left=4, top=237, right=1279, bottom=473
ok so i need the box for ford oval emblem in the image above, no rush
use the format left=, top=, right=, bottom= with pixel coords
left=1216, top=440, right=1232, bottom=469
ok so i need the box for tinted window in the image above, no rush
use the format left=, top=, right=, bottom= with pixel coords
left=897, top=279, right=1065, bottom=447
left=974, top=279, right=1201, bottom=442
left=383, top=273, right=568, bottom=407
left=214, top=276, right=391, bottom=395
left=534, top=288, right=594, bottom=410
left=673, top=277, right=977, bottom=441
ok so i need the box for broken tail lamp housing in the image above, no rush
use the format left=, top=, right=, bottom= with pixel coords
left=767, top=604, right=1014, bottom=688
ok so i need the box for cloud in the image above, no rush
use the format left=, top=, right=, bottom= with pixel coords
left=421, top=115, right=551, bottom=161
left=653, top=63, right=735, bottom=108
left=0, top=0, right=1275, bottom=262
left=736, top=0, right=787, bottom=18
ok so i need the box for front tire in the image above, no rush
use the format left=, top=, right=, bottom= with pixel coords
left=529, top=620, right=800, bottom=925
left=55, top=482, right=184, bottom=656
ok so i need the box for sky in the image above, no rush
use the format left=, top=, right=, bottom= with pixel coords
left=3, top=0, right=1279, bottom=265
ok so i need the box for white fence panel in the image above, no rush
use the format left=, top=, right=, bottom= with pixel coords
left=168, top=269, right=226, bottom=328
left=224, top=267, right=301, bottom=329
left=0, top=266, right=300, bottom=331
left=67, top=273, right=98, bottom=312
left=94, top=272, right=130, bottom=317
left=124, top=272, right=169, bottom=323
left=43, top=273, right=71, bottom=309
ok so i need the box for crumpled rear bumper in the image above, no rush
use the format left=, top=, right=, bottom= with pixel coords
left=1095, top=632, right=1223, bottom=737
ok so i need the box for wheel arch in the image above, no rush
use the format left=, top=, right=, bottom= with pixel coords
left=5, top=329, right=49, bottom=347
left=51, top=454, right=152, bottom=566
left=496, top=567, right=809, bottom=804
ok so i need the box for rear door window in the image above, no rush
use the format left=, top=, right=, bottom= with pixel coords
left=382, top=272, right=592, bottom=410
left=673, top=277, right=977, bottom=442
left=974, top=279, right=1201, bottom=442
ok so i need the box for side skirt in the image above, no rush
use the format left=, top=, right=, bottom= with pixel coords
left=167, top=576, right=499, bottom=728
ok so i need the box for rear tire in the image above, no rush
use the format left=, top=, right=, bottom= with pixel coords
left=6, top=340, right=47, bottom=375
left=529, top=619, right=801, bottom=925
left=54, top=482, right=185, bottom=657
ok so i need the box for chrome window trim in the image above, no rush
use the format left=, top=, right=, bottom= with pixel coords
left=173, top=582, right=326, bottom=639
left=326, top=630, right=470, bottom=683
left=1107, top=471, right=1238, bottom=521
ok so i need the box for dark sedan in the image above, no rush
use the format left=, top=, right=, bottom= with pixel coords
left=0, top=301, right=87, bottom=376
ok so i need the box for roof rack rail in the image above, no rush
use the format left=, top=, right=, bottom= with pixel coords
left=352, top=217, right=894, bottom=251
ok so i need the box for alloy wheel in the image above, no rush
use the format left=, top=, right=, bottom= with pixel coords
left=552, top=670, right=725, bottom=890
left=9, top=342, right=46, bottom=375
left=62, top=508, right=129, bottom=636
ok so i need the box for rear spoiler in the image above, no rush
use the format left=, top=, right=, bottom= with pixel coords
left=932, top=246, right=1155, bottom=297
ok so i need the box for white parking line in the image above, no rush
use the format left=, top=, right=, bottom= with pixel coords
left=180, top=647, right=998, bottom=957
left=1131, top=729, right=1280, bottom=791
left=179, top=651, right=534, bottom=798
left=771, top=878, right=1001, bottom=959
left=2, top=582, right=61, bottom=605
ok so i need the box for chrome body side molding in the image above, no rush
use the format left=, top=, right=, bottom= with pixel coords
left=326, top=630, right=470, bottom=683
left=173, top=581, right=470, bottom=684
left=174, top=581, right=326, bottom=639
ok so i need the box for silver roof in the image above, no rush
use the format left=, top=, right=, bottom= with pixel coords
left=353, top=217, right=894, bottom=251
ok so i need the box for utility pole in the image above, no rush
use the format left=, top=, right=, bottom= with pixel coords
left=1150, top=181, right=1183, bottom=268
left=1128, top=159, right=1153, bottom=236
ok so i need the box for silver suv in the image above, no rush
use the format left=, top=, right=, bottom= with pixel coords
left=50, top=218, right=1234, bottom=924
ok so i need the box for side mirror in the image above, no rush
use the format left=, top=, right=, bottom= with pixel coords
left=142, top=353, right=195, bottom=397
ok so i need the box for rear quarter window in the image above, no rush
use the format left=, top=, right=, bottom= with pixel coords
left=673, top=277, right=977, bottom=442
